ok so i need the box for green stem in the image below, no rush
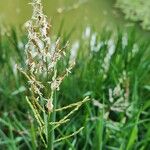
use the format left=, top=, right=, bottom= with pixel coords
left=31, top=122, right=36, bottom=150
left=47, top=92, right=56, bottom=150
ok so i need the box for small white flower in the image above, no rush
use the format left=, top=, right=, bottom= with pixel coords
left=83, top=26, right=91, bottom=39
left=109, top=88, right=114, bottom=103
left=69, top=41, right=79, bottom=63
left=122, top=33, right=128, bottom=49
left=132, top=43, right=139, bottom=55
left=102, top=39, right=116, bottom=73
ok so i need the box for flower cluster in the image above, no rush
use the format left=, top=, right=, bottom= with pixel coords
left=17, top=0, right=88, bottom=147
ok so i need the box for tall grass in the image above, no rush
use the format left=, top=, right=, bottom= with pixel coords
left=0, top=10, right=150, bottom=150
left=17, top=0, right=89, bottom=149
left=0, top=26, right=150, bottom=149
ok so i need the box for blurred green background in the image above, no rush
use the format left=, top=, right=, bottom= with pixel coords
left=0, top=0, right=150, bottom=150
left=0, top=0, right=121, bottom=31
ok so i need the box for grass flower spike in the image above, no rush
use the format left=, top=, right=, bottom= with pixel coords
left=17, top=0, right=89, bottom=149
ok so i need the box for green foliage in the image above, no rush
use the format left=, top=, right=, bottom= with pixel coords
left=0, top=27, right=150, bottom=149
left=116, top=0, right=150, bottom=30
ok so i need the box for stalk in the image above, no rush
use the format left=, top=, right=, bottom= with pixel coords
left=19, top=0, right=87, bottom=149
left=47, top=92, right=56, bottom=150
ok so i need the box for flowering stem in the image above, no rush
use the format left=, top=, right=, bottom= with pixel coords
left=47, top=92, right=56, bottom=150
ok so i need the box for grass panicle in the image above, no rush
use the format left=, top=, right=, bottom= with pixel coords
left=16, top=0, right=89, bottom=149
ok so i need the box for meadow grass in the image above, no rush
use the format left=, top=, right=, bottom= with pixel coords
left=0, top=25, right=150, bottom=150
left=15, top=0, right=90, bottom=149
